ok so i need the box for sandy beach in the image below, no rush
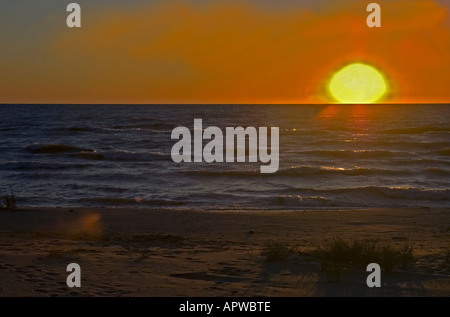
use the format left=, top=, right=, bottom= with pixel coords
left=0, top=207, right=448, bottom=297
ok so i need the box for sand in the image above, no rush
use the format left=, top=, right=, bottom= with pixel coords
left=0, top=207, right=449, bottom=297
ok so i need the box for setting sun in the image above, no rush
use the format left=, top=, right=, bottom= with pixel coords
left=328, top=63, right=388, bottom=104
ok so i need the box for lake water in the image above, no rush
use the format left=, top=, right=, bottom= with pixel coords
left=0, top=104, right=449, bottom=209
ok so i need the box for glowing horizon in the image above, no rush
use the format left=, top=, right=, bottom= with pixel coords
left=1, top=0, right=450, bottom=104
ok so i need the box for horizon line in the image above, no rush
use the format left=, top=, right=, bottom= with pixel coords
left=1, top=102, right=450, bottom=105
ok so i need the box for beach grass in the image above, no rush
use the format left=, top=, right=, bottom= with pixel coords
left=313, top=238, right=414, bottom=272
left=262, top=240, right=297, bottom=262
left=261, top=237, right=415, bottom=282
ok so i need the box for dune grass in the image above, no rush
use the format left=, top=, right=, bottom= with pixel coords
left=316, top=238, right=413, bottom=270
left=262, top=240, right=296, bottom=262
left=262, top=238, right=415, bottom=281
left=313, top=238, right=414, bottom=281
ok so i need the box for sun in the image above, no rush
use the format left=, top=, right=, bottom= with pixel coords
left=328, top=63, right=388, bottom=104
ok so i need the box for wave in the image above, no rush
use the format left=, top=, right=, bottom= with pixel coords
left=280, top=129, right=328, bottom=136
left=0, top=161, right=90, bottom=170
left=392, top=158, right=450, bottom=167
left=181, top=165, right=433, bottom=178
left=110, top=122, right=175, bottom=131
left=56, top=123, right=175, bottom=133
left=281, top=126, right=450, bottom=136
left=100, top=150, right=171, bottom=161
left=432, top=148, right=450, bottom=156
left=380, top=126, right=450, bottom=134
left=68, top=126, right=91, bottom=132
left=283, top=166, right=401, bottom=176
left=425, top=167, right=450, bottom=175
left=283, top=186, right=450, bottom=201
left=85, top=197, right=185, bottom=206
left=67, top=184, right=126, bottom=193
left=75, top=150, right=171, bottom=161
left=27, top=143, right=94, bottom=154
left=70, top=151, right=104, bottom=160
left=294, top=149, right=407, bottom=159
left=26, top=144, right=171, bottom=161
left=307, top=140, right=450, bottom=150
left=275, top=195, right=338, bottom=207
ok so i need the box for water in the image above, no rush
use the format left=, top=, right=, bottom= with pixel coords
left=0, top=104, right=449, bottom=209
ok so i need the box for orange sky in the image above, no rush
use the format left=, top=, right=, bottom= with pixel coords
left=1, top=0, right=449, bottom=104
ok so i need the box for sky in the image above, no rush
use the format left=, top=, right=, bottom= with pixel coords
left=0, top=0, right=449, bottom=104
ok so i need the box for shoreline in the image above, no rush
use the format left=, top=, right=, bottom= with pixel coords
left=2, top=205, right=445, bottom=213
left=0, top=207, right=449, bottom=296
